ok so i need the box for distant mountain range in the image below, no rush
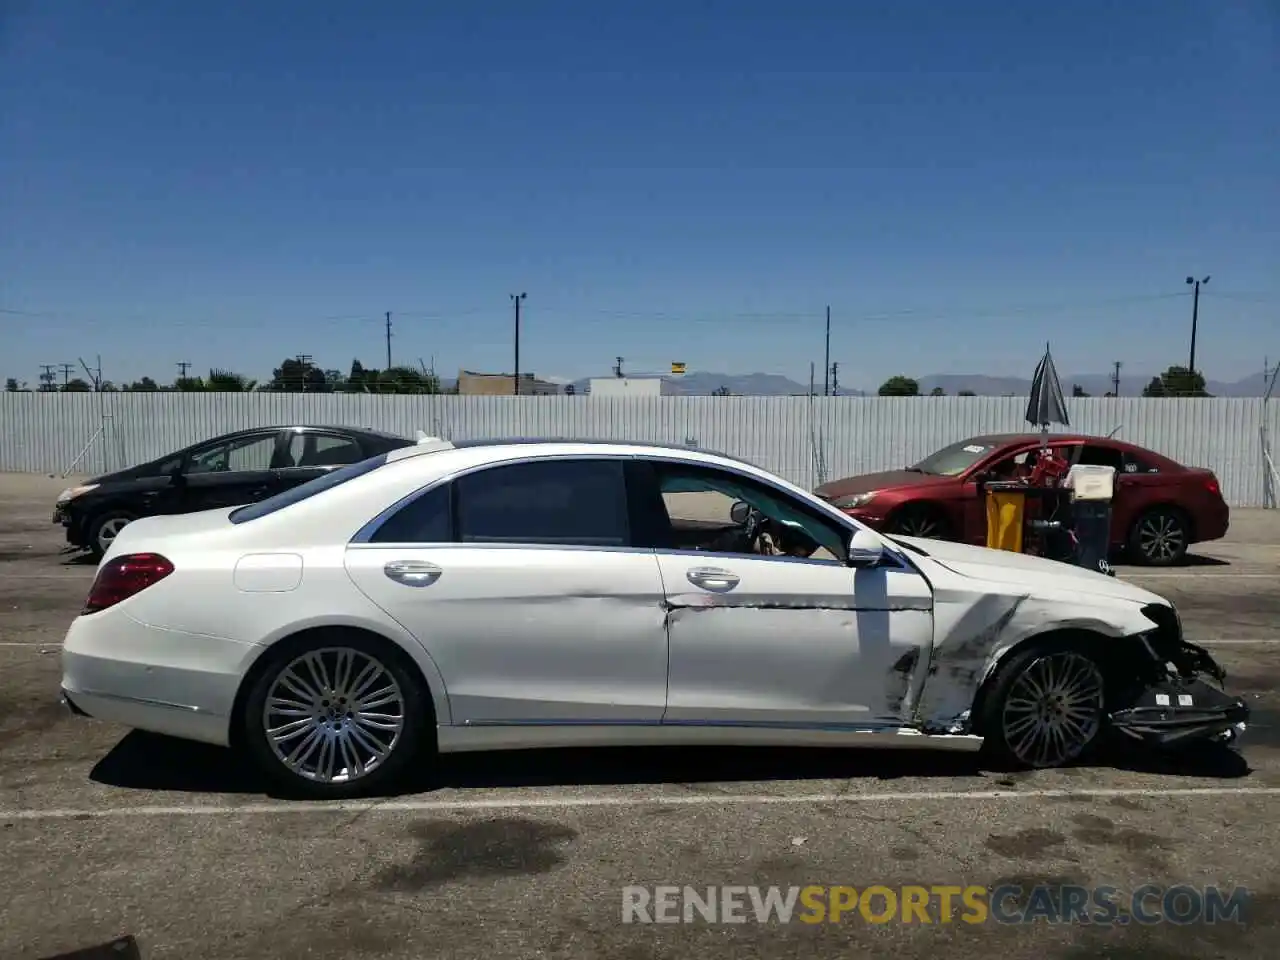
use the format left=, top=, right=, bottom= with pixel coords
left=556, top=370, right=1275, bottom=398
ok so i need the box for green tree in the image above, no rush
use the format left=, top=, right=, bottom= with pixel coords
left=878, top=375, right=919, bottom=397
left=268, top=357, right=330, bottom=392
left=62, top=378, right=91, bottom=392
left=1072, top=384, right=1089, bottom=397
left=100, top=381, right=118, bottom=392
left=711, top=385, right=732, bottom=396
left=206, top=369, right=256, bottom=391
left=929, top=386, right=945, bottom=396
left=957, top=390, right=976, bottom=397
left=175, top=376, right=206, bottom=391
left=376, top=365, right=440, bottom=394
left=124, top=376, right=159, bottom=392
left=4, top=378, right=21, bottom=392
left=1142, top=366, right=1210, bottom=397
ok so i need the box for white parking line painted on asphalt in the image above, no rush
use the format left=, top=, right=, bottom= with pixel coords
left=3, top=786, right=1279, bottom=822
left=1121, top=573, right=1280, bottom=580
left=1201, top=639, right=1280, bottom=646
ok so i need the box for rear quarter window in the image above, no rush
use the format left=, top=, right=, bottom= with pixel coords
left=229, top=453, right=389, bottom=523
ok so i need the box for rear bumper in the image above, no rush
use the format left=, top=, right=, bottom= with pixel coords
left=60, top=613, right=259, bottom=747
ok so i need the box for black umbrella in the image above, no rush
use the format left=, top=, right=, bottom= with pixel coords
left=1026, top=342, right=1070, bottom=432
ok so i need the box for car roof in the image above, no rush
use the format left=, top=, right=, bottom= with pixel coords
left=390, top=436, right=757, bottom=468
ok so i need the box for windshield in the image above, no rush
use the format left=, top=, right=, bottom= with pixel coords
left=229, top=453, right=389, bottom=523
left=911, top=439, right=998, bottom=477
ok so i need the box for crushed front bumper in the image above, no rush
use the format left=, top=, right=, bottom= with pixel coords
left=1110, top=633, right=1250, bottom=749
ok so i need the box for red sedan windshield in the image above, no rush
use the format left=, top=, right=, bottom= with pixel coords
left=911, top=439, right=999, bottom=476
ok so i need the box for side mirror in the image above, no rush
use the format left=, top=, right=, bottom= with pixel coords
left=847, top=528, right=885, bottom=569
left=729, top=500, right=751, bottom=525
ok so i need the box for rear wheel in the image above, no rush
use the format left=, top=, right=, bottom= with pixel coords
left=241, top=633, right=430, bottom=799
left=86, top=510, right=135, bottom=559
left=1129, top=507, right=1189, bottom=566
left=886, top=504, right=951, bottom=540
left=978, top=640, right=1108, bottom=769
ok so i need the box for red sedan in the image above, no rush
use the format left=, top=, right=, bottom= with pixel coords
left=814, top=433, right=1229, bottom=566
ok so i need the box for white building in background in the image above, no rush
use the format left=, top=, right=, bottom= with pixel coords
left=586, top=376, right=668, bottom=396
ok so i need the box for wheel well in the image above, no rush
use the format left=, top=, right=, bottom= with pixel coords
left=1131, top=503, right=1196, bottom=543
left=967, top=628, right=1141, bottom=737
left=227, top=625, right=438, bottom=753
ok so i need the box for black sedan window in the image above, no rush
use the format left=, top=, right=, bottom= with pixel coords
left=229, top=454, right=389, bottom=523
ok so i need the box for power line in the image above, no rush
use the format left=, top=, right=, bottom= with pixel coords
left=58, top=363, right=75, bottom=386
left=176, top=361, right=192, bottom=379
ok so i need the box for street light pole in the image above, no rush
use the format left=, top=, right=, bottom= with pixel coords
left=1186, top=275, right=1209, bottom=373
left=511, top=292, right=526, bottom=396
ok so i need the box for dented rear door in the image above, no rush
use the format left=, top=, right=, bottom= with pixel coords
left=656, top=551, right=935, bottom=726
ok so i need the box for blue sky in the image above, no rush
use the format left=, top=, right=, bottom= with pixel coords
left=2, top=0, right=1276, bottom=390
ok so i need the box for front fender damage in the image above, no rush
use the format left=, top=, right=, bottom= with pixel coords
left=914, top=592, right=1249, bottom=750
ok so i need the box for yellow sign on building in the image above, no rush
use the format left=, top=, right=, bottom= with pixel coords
left=671, top=362, right=686, bottom=375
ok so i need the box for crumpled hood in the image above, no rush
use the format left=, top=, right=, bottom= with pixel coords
left=890, top=534, right=1168, bottom=606
left=816, top=470, right=952, bottom=500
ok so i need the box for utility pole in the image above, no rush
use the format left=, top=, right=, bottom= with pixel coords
left=59, top=362, right=75, bottom=386
left=38, top=364, right=56, bottom=391
left=1186, top=275, right=1209, bottom=373
left=614, top=356, right=625, bottom=378
left=823, top=306, right=831, bottom=396
left=1111, top=361, right=1123, bottom=397
left=830, top=361, right=840, bottom=396
left=78, top=357, right=101, bottom=390
left=176, top=361, right=192, bottom=379
left=510, top=293, right=526, bottom=395
left=809, top=362, right=815, bottom=397
left=385, top=312, right=393, bottom=369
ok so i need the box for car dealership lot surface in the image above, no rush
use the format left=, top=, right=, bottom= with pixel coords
left=2, top=473, right=1278, bottom=959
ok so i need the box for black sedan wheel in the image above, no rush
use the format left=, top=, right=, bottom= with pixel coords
left=87, top=510, right=136, bottom=559
left=1129, top=507, right=1189, bottom=566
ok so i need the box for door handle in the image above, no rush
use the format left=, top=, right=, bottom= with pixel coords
left=686, top=566, right=739, bottom=591
left=383, top=560, right=443, bottom=586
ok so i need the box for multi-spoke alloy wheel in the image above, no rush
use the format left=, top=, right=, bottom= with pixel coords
left=262, top=647, right=407, bottom=785
left=1134, top=510, right=1188, bottom=566
left=999, top=652, right=1105, bottom=768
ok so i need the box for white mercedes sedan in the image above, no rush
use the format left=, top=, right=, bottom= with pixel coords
left=60, top=437, right=1247, bottom=798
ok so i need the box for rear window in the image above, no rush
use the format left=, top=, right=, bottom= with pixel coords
left=229, top=453, right=389, bottom=523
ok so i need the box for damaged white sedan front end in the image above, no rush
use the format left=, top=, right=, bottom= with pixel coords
left=894, top=534, right=1248, bottom=763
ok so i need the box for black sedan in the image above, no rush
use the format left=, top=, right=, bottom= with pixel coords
left=54, top=425, right=416, bottom=557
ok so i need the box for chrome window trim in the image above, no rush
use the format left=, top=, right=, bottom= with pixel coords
left=349, top=449, right=915, bottom=573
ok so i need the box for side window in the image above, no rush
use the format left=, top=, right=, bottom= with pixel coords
left=369, top=484, right=452, bottom=543
left=1076, top=445, right=1126, bottom=472
left=651, top=463, right=847, bottom=564
left=287, top=433, right=364, bottom=468
left=1123, top=451, right=1158, bottom=474
left=187, top=435, right=277, bottom=474
left=455, top=459, right=630, bottom=546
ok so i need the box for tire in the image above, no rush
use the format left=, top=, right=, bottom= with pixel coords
left=86, top=510, right=136, bottom=559
left=977, top=638, right=1108, bottom=770
left=241, top=632, right=432, bottom=799
left=1128, top=506, right=1190, bottom=567
left=886, top=504, right=951, bottom=540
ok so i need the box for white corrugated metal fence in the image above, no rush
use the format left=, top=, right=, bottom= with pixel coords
left=1, top=393, right=1276, bottom=507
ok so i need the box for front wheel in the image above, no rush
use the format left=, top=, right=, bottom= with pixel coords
left=886, top=504, right=951, bottom=540
left=241, top=635, right=430, bottom=799
left=979, top=642, right=1107, bottom=769
left=86, top=510, right=136, bottom=559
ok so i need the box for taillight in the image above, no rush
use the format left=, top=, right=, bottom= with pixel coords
left=83, top=553, right=174, bottom=614
left=1205, top=477, right=1221, bottom=497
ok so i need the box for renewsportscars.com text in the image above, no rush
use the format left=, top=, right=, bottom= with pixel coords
left=621, top=884, right=1248, bottom=926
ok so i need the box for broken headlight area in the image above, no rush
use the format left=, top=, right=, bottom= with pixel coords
left=1108, top=606, right=1249, bottom=749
